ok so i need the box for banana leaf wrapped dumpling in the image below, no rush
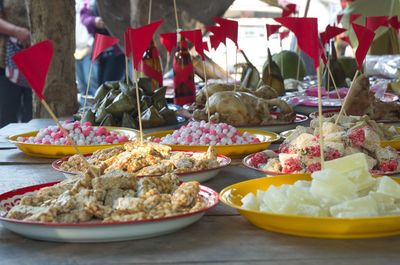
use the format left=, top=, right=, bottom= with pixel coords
left=105, top=92, right=135, bottom=116
left=140, top=105, right=166, bottom=128
left=121, top=112, right=136, bottom=129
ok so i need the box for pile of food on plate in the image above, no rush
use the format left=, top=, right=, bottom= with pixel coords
left=60, top=140, right=220, bottom=175
left=309, top=114, right=400, bottom=141
left=342, top=74, right=400, bottom=121
left=154, top=121, right=261, bottom=146
left=77, top=79, right=180, bottom=128
left=247, top=117, right=400, bottom=174
left=187, top=49, right=296, bottom=127
left=16, top=121, right=130, bottom=145
left=6, top=168, right=206, bottom=223
left=241, top=153, right=400, bottom=218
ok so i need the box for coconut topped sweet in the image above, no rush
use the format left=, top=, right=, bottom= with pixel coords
left=155, top=121, right=260, bottom=146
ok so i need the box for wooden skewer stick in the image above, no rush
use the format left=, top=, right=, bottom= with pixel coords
left=202, top=60, right=211, bottom=122
left=133, top=67, right=144, bottom=144
left=173, top=0, right=180, bottom=29
left=327, top=62, right=346, bottom=115
left=225, top=50, right=229, bottom=83
left=82, top=62, right=93, bottom=111
left=335, top=69, right=359, bottom=124
left=316, top=67, right=325, bottom=169
left=148, top=0, right=152, bottom=24
left=295, top=0, right=311, bottom=81
left=125, top=56, right=129, bottom=84
left=233, top=49, right=238, bottom=91
left=41, top=99, right=98, bottom=177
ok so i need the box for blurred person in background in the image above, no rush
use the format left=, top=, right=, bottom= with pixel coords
left=0, top=0, right=31, bottom=128
left=75, top=0, right=99, bottom=106
left=80, top=0, right=125, bottom=85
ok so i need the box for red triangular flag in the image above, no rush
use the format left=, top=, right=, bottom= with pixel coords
left=160, top=32, right=177, bottom=53
left=203, top=41, right=209, bottom=52
left=279, top=30, right=289, bottom=47
left=129, top=20, right=163, bottom=70
left=275, top=17, right=320, bottom=69
left=213, top=17, right=238, bottom=47
left=92, top=33, right=119, bottom=62
left=352, top=23, right=375, bottom=70
left=337, top=14, right=343, bottom=24
left=266, top=24, right=281, bottom=40
left=320, top=25, right=347, bottom=45
left=365, top=16, right=388, bottom=32
left=388, top=16, right=400, bottom=30
left=339, top=35, right=352, bottom=47
left=124, top=30, right=131, bottom=57
left=282, top=3, right=296, bottom=17
left=207, top=25, right=225, bottom=50
left=180, top=29, right=205, bottom=60
left=12, top=40, right=53, bottom=100
left=349, top=13, right=361, bottom=24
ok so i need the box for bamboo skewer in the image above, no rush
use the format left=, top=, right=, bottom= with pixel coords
left=335, top=69, right=359, bottom=124
left=41, top=99, right=98, bottom=177
left=202, top=61, right=211, bottom=122
left=316, top=67, right=325, bottom=168
left=82, top=62, right=93, bottom=111
left=133, top=66, right=144, bottom=144
left=173, top=0, right=180, bottom=30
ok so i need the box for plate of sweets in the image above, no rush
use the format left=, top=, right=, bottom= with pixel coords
left=52, top=141, right=231, bottom=183
left=243, top=120, right=400, bottom=176
left=145, top=121, right=280, bottom=157
left=308, top=112, right=400, bottom=150
left=0, top=170, right=218, bottom=242
left=7, top=121, right=139, bottom=158
left=221, top=153, right=400, bottom=238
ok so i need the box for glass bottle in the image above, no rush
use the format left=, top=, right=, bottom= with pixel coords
left=141, top=40, right=163, bottom=91
left=173, top=31, right=195, bottom=106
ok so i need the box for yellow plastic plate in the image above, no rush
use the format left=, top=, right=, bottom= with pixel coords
left=7, top=126, right=139, bottom=158
left=380, top=128, right=400, bottom=150
left=220, top=174, right=400, bottom=239
left=145, top=128, right=279, bottom=157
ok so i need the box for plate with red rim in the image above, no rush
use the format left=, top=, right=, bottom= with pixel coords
left=52, top=151, right=232, bottom=183
left=242, top=151, right=400, bottom=177
left=0, top=181, right=219, bottom=243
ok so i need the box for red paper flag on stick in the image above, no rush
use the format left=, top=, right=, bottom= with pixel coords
left=129, top=20, right=163, bottom=70
left=266, top=24, right=281, bottom=40
left=320, top=25, right=347, bottom=45
left=275, top=17, right=320, bottom=69
left=339, top=35, right=352, bottom=47
left=282, top=3, right=296, bottom=17
left=388, top=16, right=400, bottom=30
left=180, top=29, right=205, bottom=60
left=279, top=30, right=289, bottom=47
left=365, top=16, right=388, bottom=32
left=337, top=14, right=343, bottom=24
left=207, top=25, right=225, bottom=50
left=13, top=39, right=97, bottom=176
left=352, top=23, right=375, bottom=70
left=12, top=40, right=53, bottom=100
left=91, top=33, right=119, bottom=62
left=213, top=17, right=238, bottom=47
left=160, top=32, right=177, bottom=53
left=349, top=13, right=361, bottom=24
left=203, top=41, right=209, bottom=52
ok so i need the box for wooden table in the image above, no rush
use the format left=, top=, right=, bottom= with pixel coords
left=1, top=120, right=399, bottom=265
